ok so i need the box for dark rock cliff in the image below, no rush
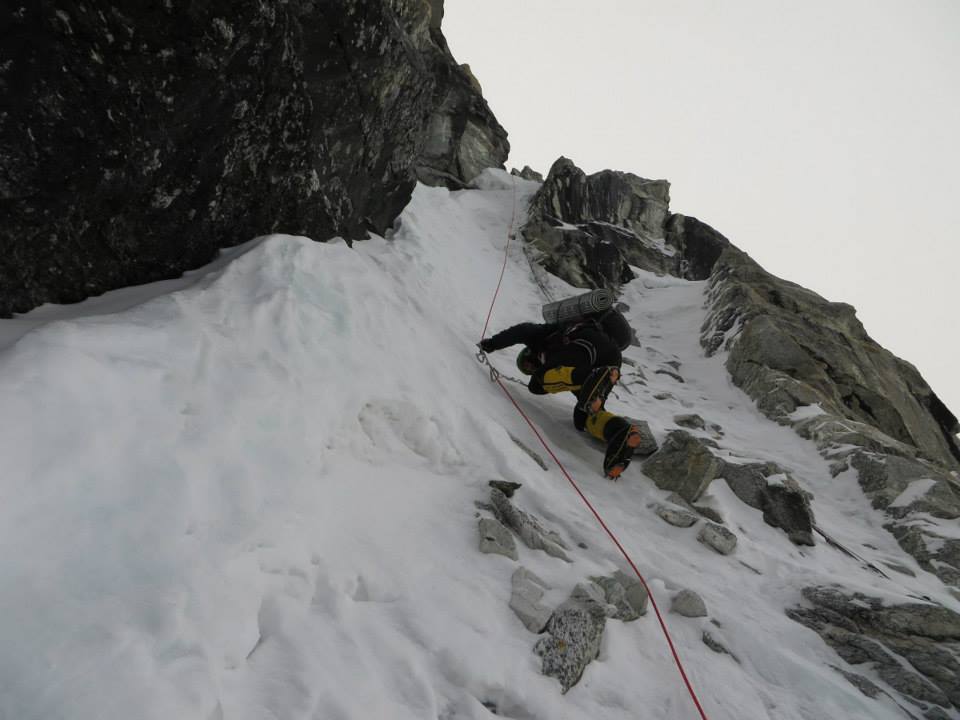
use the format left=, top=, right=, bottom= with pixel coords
left=0, top=0, right=507, bottom=317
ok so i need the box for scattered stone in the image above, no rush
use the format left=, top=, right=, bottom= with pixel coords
left=655, top=368, right=685, bottom=383
left=653, top=392, right=676, bottom=401
left=534, top=585, right=608, bottom=692
left=509, top=567, right=552, bottom=633
left=478, top=518, right=517, bottom=560
left=490, top=489, right=570, bottom=562
left=697, top=522, right=737, bottom=555
left=665, top=360, right=682, bottom=370
left=652, top=503, right=699, bottom=528
left=674, top=413, right=706, bottom=430
left=508, top=433, right=549, bottom=471
left=489, top=480, right=522, bottom=498
left=671, top=589, right=708, bottom=618
left=642, top=430, right=721, bottom=503
left=702, top=631, right=739, bottom=663
left=590, top=570, right=649, bottom=620
left=577, top=542, right=588, bottom=549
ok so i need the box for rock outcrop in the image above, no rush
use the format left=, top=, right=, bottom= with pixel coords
left=0, top=1, right=508, bottom=316
left=700, top=244, right=960, bottom=583
left=788, top=586, right=960, bottom=717
left=520, top=157, right=730, bottom=290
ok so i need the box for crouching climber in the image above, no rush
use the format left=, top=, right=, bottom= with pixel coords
left=479, top=308, right=644, bottom=479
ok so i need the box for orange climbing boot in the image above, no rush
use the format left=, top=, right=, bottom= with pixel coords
left=603, top=422, right=643, bottom=480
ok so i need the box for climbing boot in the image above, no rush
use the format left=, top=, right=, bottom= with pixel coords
left=603, top=423, right=643, bottom=479
left=575, top=366, right=620, bottom=416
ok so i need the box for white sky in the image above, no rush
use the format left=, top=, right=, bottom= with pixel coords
left=443, top=0, right=960, bottom=421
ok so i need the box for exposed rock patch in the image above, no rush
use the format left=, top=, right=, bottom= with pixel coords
left=788, top=587, right=960, bottom=715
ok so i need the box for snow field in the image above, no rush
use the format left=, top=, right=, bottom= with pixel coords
left=2, top=170, right=955, bottom=719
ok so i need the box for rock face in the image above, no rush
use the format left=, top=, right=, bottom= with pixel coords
left=701, top=247, right=960, bottom=470
left=700, top=244, right=960, bottom=583
left=788, top=586, right=960, bottom=716
left=0, top=1, right=508, bottom=316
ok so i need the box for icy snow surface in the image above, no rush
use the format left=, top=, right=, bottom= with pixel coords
left=2, top=170, right=956, bottom=719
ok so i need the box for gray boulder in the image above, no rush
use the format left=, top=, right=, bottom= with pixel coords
left=490, top=488, right=570, bottom=562
left=719, top=461, right=815, bottom=546
left=697, top=522, right=737, bottom=555
left=642, top=430, right=721, bottom=503
left=534, top=584, right=608, bottom=692
left=671, top=589, right=708, bottom=618
left=509, top=567, right=552, bottom=633
left=478, top=518, right=517, bottom=560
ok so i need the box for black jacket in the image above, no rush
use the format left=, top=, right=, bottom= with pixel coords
left=485, top=321, right=622, bottom=369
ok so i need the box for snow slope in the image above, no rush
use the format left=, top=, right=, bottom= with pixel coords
left=2, top=170, right=955, bottom=720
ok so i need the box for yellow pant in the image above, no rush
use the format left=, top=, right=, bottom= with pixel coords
left=585, top=410, right=616, bottom=442
left=540, top=366, right=616, bottom=442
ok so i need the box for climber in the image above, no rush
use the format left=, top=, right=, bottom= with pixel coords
left=479, top=308, right=643, bottom=479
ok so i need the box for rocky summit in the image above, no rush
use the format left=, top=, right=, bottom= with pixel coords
left=0, top=1, right=507, bottom=316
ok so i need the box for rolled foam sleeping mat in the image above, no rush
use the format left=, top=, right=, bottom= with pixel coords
left=541, top=289, right=614, bottom=325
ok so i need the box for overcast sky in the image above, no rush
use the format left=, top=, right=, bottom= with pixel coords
left=443, top=0, right=960, bottom=421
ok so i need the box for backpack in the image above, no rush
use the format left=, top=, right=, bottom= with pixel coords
left=541, top=290, right=633, bottom=351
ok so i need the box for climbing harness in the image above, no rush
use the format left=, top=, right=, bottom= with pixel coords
left=476, top=176, right=711, bottom=720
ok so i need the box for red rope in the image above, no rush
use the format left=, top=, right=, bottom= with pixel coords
left=479, top=178, right=711, bottom=720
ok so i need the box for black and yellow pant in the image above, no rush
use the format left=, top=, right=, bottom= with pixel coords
left=530, top=365, right=627, bottom=443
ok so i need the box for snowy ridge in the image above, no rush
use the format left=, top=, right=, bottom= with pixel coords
left=2, top=170, right=955, bottom=720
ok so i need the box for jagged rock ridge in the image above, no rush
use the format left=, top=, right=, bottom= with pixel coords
left=0, top=0, right=508, bottom=316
